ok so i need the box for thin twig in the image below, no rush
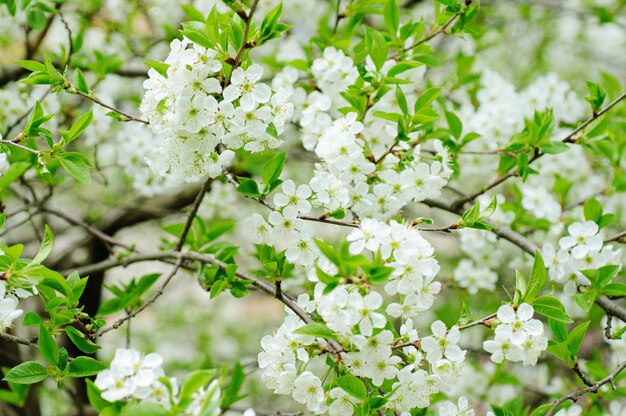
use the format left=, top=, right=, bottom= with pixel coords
left=605, top=230, right=626, bottom=244
left=543, top=360, right=626, bottom=416
left=451, top=91, right=626, bottom=210
left=42, top=207, right=133, bottom=250
left=174, top=177, right=212, bottom=251
left=67, top=86, right=149, bottom=125
left=95, top=254, right=185, bottom=337
left=0, top=331, right=38, bottom=347
left=392, top=312, right=496, bottom=350
left=0, top=139, right=40, bottom=154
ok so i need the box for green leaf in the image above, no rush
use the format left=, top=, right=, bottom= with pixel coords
left=65, top=111, right=94, bottom=145
left=567, top=321, right=589, bottom=357
left=86, top=379, right=109, bottom=412
left=236, top=178, right=261, bottom=198
left=530, top=403, right=561, bottom=416
left=222, top=363, right=245, bottom=408
left=445, top=110, right=462, bottom=140
left=74, top=68, right=89, bottom=94
left=524, top=252, right=546, bottom=302
left=179, top=369, right=216, bottom=408
left=262, top=152, right=286, bottom=186
left=65, top=327, right=101, bottom=354
left=603, top=282, right=626, bottom=297
left=59, top=152, right=92, bottom=185
left=292, top=323, right=338, bottom=341
left=182, top=4, right=205, bottom=22
left=68, top=357, right=105, bottom=378
left=119, top=402, right=170, bottom=416
left=414, top=87, right=441, bottom=111
left=32, top=224, right=54, bottom=264
left=335, top=374, right=367, bottom=401
left=22, top=311, right=42, bottom=326
left=3, top=362, right=48, bottom=384
left=38, top=324, right=59, bottom=366
left=395, top=86, right=408, bottom=115
left=531, top=296, right=572, bottom=323
left=314, top=239, right=340, bottom=265
left=364, top=27, right=388, bottom=71
left=548, top=319, right=568, bottom=343
left=145, top=61, right=169, bottom=78
left=584, top=81, right=606, bottom=114
left=583, top=198, right=603, bottom=223
left=514, top=270, right=526, bottom=304
left=14, top=60, right=47, bottom=72
left=383, top=0, right=400, bottom=34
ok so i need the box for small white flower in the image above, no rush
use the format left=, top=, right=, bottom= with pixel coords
left=495, top=303, right=543, bottom=345
left=274, top=180, right=312, bottom=214
left=559, top=221, right=603, bottom=259
left=421, top=321, right=466, bottom=363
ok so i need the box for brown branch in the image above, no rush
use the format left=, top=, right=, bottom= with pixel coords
left=394, top=8, right=463, bottom=58
left=451, top=91, right=626, bottom=210
left=422, top=198, right=626, bottom=325
left=95, top=254, right=185, bottom=337
left=0, top=332, right=38, bottom=348
left=543, top=360, right=626, bottom=416
left=174, top=177, right=212, bottom=251
left=605, top=230, right=626, bottom=244
left=66, top=85, right=149, bottom=125
left=392, top=311, right=496, bottom=350
left=42, top=207, right=133, bottom=251
left=227, top=0, right=260, bottom=84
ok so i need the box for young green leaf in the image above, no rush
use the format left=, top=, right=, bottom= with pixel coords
left=38, top=324, right=59, bottom=366
left=59, top=152, right=92, bottom=185
left=335, top=374, right=367, bottom=401
left=364, top=27, right=388, bottom=71
left=65, top=327, right=101, bottom=354
left=3, top=362, right=48, bottom=384
left=32, top=224, right=54, bottom=264
left=262, top=152, right=286, bottom=186
left=531, top=296, right=572, bottom=323
left=68, top=357, right=105, bottom=377
left=292, top=322, right=338, bottom=341
left=524, top=252, right=546, bottom=302
left=383, top=0, right=400, bottom=34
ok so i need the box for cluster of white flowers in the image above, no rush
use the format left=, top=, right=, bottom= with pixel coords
left=311, top=47, right=358, bottom=105
left=457, top=70, right=585, bottom=152
left=140, top=37, right=293, bottom=185
left=483, top=304, right=548, bottom=366
left=453, top=259, right=499, bottom=295
left=246, top=179, right=318, bottom=266
left=438, top=396, right=476, bottom=416
left=304, top=110, right=452, bottom=220
left=258, top=219, right=468, bottom=414
left=349, top=219, right=441, bottom=317
left=543, top=221, right=622, bottom=295
left=94, top=348, right=166, bottom=402
left=519, top=180, right=562, bottom=222
left=95, top=348, right=220, bottom=415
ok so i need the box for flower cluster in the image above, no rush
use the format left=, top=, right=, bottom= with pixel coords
left=94, top=348, right=165, bottom=402
left=95, top=348, right=221, bottom=415
left=453, top=259, right=499, bottom=295
left=246, top=179, right=318, bottom=266
left=543, top=221, right=621, bottom=295
left=258, top=219, right=464, bottom=414
left=348, top=220, right=441, bottom=318
left=140, top=37, right=293, bottom=185
left=483, top=304, right=548, bottom=366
